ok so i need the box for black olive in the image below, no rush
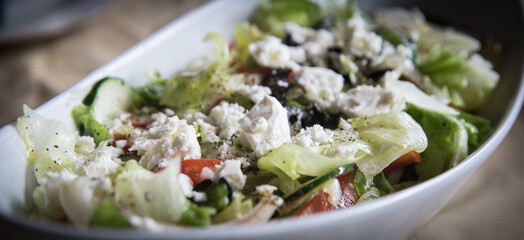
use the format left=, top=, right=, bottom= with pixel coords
left=311, top=104, right=340, bottom=129
left=327, top=46, right=344, bottom=54
left=282, top=33, right=300, bottom=47
left=365, top=69, right=390, bottom=82
left=262, top=68, right=292, bottom=105
left=326, top=47, right=345, bottom=74
left=286, top=106, right=313, bottom=128
left=193, top=179, right=213, bottom=192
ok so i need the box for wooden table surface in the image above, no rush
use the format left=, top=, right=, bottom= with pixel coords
left=0, top=1, right=522, bottom=239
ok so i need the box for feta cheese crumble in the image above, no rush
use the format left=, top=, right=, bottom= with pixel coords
left=209, top=101, right=247, bottom=140
left=249, top=36, right=306, bottom=70
left=129, top=113, right=201, bottom=171
left=239, top=96, right=291, bottom=157
left=336, top=84, right=406, bottom=117
left=295, top=66, right=344, bottom=111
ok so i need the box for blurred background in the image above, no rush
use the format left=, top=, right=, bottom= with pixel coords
left=0, top=0, right=522, bottom=239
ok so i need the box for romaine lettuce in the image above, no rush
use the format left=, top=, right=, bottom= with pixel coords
left=114, top=160, right=188, bottom=224
left=160, top=33, right=233, bottom=113
left=250, top=0, right=323, bottom=37
left=406, top=105, right=468, bottom=180
left=259, top=112, right=427, bottom=188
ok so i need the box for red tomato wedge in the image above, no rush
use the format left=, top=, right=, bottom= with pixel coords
left=336, top=172, right=359, bottom=208
left=181, top=159, right=223, bottom=186
left=384, top=151, right=422, bottom=174
left=293, top=172, right=359, bottom=217
left=292, top=191, right=335, bottom=217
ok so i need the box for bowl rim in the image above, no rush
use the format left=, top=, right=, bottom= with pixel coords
left=1, top=0, right=523, bottom=238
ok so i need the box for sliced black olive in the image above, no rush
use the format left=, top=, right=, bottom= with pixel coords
left=327, top=46, right=344, bottom=54
left=366, top=69, right=390, bottom=82
left=282, top=33, right=300, bottom=47
left=311, top=104, right=340, bottom=129
left=193, top=179, right=213, bottom=192
left=262, top=68, right=292, bottom=105
left=286, top=106, right=313, bottom=128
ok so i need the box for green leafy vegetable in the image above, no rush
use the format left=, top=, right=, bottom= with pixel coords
left=232, top=23, right=266, bottom=65
left=346, top=112, right=428, bottom=185
left=114, top=160, right=188, bottom=224
left=418, top=47, right=468, bottom=90
left=353, top=169, right=393, bottom=198
left=160, top=33, right=233, bottom=113
left=457, top=110, right=491, bottom=153
left=406, top=105, right=468, bottom=180
left=258, top=143, right=351, bottom=193
left=89, top=200, right=132, bottom=228
left=250, top=0, right=323, bottom=37
left=375, top=27, right=409, bottom=46
left=212, top=192, right=253, bottom=224
left=132, top=78, right=166, bottom=110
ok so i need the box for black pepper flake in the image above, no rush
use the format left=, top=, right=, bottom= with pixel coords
left=46, top=148, right=49, bottom=151
left=54, top=145, right=58, bottom=148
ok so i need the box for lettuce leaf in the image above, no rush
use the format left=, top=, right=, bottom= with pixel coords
left=212, top=192, right=253, bottom=224
left=232, top=23, right=266, bottom=65
left=349, top=112, right=428, bottom=184
left=457, top=110, right=491, bottom=153
left=132, top=78, right=166, bottom=111
left=17, top=105, right=84, bottom=184
left=259, top=112, right=427, bottom=188
left=114, top=160, right=188, bottom=224
left=418, top=47, right=468, bottom=90
left=418, top=48, right=499, bottom=111
left=406, top=105, right=468, bottom=180
left=250, top=0, right=323, bottom=37
left=160, top=33, right=233, bottom=113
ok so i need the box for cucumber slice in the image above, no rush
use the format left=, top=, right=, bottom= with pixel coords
left=284, top=163, right=354, bottom=205
left=278, top=164, right=354, bottom=217
left=84, top=77, right=134, bottom=123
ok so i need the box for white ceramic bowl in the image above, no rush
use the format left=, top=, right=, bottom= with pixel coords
left=1, top=0, right=523, bottom=239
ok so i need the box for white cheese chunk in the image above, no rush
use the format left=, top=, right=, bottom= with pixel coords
left=209, top=101, right=247, bottom=140
left=83, top=145, right=123, bottom=178
left=75, top=136, right=95, bottom=156
left=295, top=66, right=344, bottom=111
left=336, top=84, right=406, bottom=117
left=292, top=124, right=334, bottom=148
left=216, top=160, right=247, bottom=192
left=129, top=113, right=201, bottom=171
left=239, top=96, right=291, bottom=157
left=249, top=36, right=305, bottom=69
left=346, top=15, right=383, bottom=58
left=178, top=173, right=195, bottom=198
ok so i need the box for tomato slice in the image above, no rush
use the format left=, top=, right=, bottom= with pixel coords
left=384, top=151, right=422, bottom=174
left=293, top=172, right=359, bottom=217
left=292, top=191, right=335, bottom=217
left=336, top=172, right=359, bottom=208
left=181, top=159, right=223, bottom=186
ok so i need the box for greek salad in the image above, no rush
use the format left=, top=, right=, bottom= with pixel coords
left=17, top=0, right=498, bottom=230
